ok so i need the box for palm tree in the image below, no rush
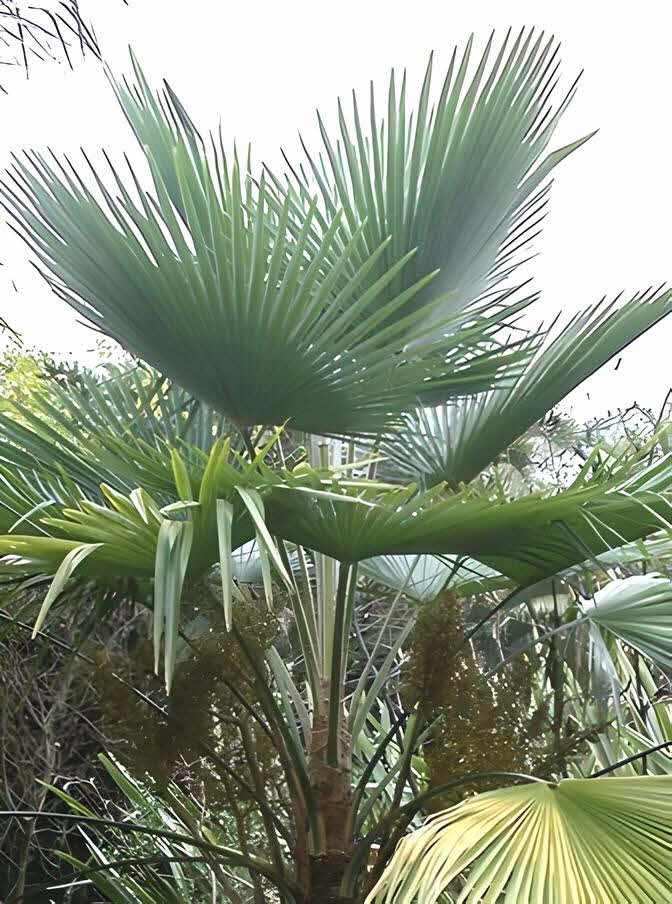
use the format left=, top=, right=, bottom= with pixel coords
left=1, top=29, right=672, bottom=903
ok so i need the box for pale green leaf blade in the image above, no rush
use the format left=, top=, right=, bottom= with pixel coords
left=216, top=498, right=235, bottom=629
left=32, top=542, right=103, bottom=636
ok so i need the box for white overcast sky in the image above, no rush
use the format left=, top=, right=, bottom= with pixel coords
left=0, top=0, right=669, bottom=421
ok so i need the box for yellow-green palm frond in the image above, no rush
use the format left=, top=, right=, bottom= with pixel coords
left=367, top=776, right=672, bottom=903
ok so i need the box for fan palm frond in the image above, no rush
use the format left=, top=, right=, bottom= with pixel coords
left=271, top=28, right=592, bottom=330
left=582, top=573, right=672, bottom=667
left=367, top=776, right=672, bottom=903
left=576, top=648, right=672, bottom=778
left=382, top=288, right=671, bottom=488
left=0, top=362, right=233, bottom=502
left=263, top=454, right=672, bottom=584
left=0, top=459, right=83, bottom=535
left=359, top=553, right=509, bottom=601
left=0, top=58, right=539, bottom=439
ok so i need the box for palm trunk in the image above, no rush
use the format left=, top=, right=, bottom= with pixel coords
left=304, top=678, right=356, bottom=903
left=308, top=851, right=355, bottom=903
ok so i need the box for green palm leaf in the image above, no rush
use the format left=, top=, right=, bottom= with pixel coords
left=3, top=447, right=670, bottom=607
left=1, top=60, right=538, bottom=438
left=264, top=455, right=672, bottom=583
left=0, top=362, right=232, bottom=506
left=0, top=460, right=81, bottom=535
left=0, top=441, right=257, bottom=580
left=583, top=573, right=672, bottom=667
left=359, top=553, right=509, bottom=600
left=588, top=532, right=672, bottom=571
left=382, top=288, right=671, bottom=488
left=270, top=28, right=592, bottom=328
left=367, top=776, right=672, bottom=903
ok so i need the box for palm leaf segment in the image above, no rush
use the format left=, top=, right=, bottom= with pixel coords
left=0, top=34, right=587, bottom=436
left=367, top=776, right=672, bottom=904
